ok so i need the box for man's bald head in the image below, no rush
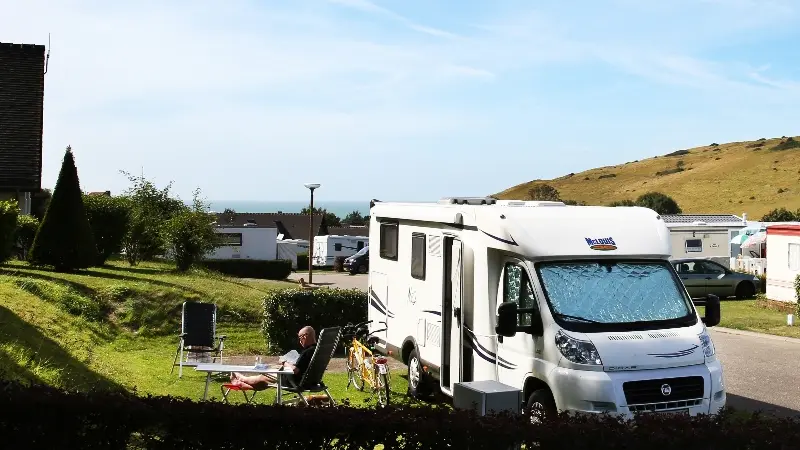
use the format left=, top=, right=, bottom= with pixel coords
left=299, top=326, right=316, bottom=346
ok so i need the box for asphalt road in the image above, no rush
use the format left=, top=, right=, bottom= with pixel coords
left=283, top=272, right=799, bottom=418
left=709, top=328, right=800, bottom=418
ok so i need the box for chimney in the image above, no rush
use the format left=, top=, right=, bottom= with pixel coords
left=742, top=212, right=747, bottom=223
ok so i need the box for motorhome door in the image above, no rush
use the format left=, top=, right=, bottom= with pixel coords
left=441, top=236, right=463, bottom=394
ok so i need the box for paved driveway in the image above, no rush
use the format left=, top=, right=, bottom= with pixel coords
left=287, top=271, right=368, bottom=291
left=710, top=328, right=800, bottom=418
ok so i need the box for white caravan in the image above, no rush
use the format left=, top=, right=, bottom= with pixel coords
left=367, top=197, right=725, bottom=420
left=312, top=235, right=369, bottom=267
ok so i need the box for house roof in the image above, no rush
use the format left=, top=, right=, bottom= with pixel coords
left=213, top=212, right=327, bottom=238
left=0, top=42, right=45, bottom=192
left=327, top=226, right=370, bottom=237
left=661, top=214, right=745, bottom=226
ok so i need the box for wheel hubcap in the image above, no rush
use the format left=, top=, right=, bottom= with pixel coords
left=409, top=356, right=420, bottom=388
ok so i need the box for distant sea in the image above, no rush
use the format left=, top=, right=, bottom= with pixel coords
left=208, top=201, right=370, bottom=219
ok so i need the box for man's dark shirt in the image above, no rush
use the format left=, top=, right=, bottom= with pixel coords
left=290, top=343, right=316, bottom=386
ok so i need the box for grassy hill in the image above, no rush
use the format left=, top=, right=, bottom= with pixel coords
left=495, top=135, right=800, bottom=219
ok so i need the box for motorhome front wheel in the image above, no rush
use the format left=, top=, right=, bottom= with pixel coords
left=525, top=389, right=557, bottom=423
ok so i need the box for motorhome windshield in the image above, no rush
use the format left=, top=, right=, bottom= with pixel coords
left=535, top=260, right=696, bottom=332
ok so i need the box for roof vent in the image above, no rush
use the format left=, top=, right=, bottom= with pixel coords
left=495, top=200, right=565, bottom=207
left=438, top=197, right=497, bottom=205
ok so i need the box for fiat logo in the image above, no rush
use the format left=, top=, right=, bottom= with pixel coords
left=661, top=384, right=672, bottom=396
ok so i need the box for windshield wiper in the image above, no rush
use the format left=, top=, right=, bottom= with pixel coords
left=553, top=312, right=602, bottom=324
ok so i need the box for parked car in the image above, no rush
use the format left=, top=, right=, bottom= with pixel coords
left=343, top=246, right=368, bottom=275
left=671, top=257, right=761, bottom=299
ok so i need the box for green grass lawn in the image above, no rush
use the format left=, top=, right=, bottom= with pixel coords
left=698, top=297, right=799, bottom=339
left=0, top=258, right=414, bottom=408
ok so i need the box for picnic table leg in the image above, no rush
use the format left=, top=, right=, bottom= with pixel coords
left=276, top=374, right=282, bottom=405
left=203, top=372, right=211, bottom=400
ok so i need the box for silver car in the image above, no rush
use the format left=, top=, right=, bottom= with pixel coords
left=672, top=258, right=761, bottom=300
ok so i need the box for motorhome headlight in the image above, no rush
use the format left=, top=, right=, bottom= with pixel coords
left=698, top=330, right=716, bottom=358
left=554, top=330, right=602, bottom=365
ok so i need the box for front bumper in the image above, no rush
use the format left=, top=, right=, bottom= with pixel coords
left=548, top=360, right=726, bottom=419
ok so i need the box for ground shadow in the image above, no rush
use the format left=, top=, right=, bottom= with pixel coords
left=726, top=393, right=800, bottom=419
left=100, top=264, right=169, bottom=277
left=0, top=305, right=121, bottom=392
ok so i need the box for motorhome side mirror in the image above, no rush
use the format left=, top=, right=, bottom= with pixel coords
left=702, top=294, right=721, bottom=327
left=495, top=302, right=518, bottom=337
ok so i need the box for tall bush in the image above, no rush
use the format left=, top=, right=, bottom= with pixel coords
left=14, top=214, right=40, bottom=260
left=28, top=147, right=98, bottom=271
left=635, top=191, right=682, bottom=214
left=119, top=172, right=185, bottom=265
left=83, top=194, right=131, bottom=265
left=262, top=288, right=367, bottom=354
left=0, top=200, right=20, bottom=263
left=161, top=190, right=217, bottom=271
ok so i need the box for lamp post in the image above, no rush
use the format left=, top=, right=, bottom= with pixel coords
left=304, top=183, right=321, bottom=284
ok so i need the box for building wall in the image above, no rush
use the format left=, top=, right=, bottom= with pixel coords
left=669, top=228, right=732, bottom=260
left=0, top=43, right=45, bottom=192
left=766, top=233, right=800, bottom=303
left=206, top=227, right=278, bottom=261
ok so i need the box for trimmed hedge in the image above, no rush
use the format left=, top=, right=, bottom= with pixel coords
left=262, top=288, right=367, bottom=354
left=199, top=259, right=292, bottom=280
left=1, top=379, right=799, bottom=449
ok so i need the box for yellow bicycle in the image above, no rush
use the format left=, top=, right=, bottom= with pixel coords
left=342, top=320, right=390, bottom=406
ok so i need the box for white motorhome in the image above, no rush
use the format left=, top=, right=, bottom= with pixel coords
left=367, top=197, right=725, bottom=420
left=312, top=235, right=369, bottom=267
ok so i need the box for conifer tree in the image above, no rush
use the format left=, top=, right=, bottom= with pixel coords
left=28, top=146, right=98, bottom=271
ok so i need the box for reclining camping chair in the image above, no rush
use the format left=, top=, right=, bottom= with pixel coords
left=220, top=326, right=341, bottom=405
left=171, top=301, right=227, bottom=377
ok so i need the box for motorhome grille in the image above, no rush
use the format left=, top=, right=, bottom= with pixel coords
left=623, top=376, right=704, bottom=406
left=647, top=331, right=680, bottom=339
left=428, top=235, right=442, bottom=257
left=628, top=399, right=704, bottom=413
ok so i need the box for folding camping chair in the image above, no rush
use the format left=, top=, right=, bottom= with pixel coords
left=220, top=326, right=341, bottom=405
left=171, top=301, right=227, bottom=377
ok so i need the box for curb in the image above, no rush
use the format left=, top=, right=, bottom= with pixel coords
left=710, top=326, right=800, bottom=344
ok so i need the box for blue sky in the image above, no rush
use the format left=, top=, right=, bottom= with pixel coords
left=2, top=0, right=799, bottom=203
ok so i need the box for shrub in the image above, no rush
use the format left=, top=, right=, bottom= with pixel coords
left=28, top=147, right=98, bottom=271
left=83, top=194, right=131, bottom=265
left=0, top=200, right=20, bottom=263
left=333, top=256, right=345, bottom=272
left=655, top=167, right=685, bottom=176
left=200, top=259, right=292, bottom=280
left=761, top=207, right=799, bottom=222
left=162, top=190, right=217, bottom=271
left=772, top=136, right=800, bottom=151
left=14, top=214, right=39, bottom=260
left=296, top=252, right=309, bottom=271
left=527, top=183, right=561, bottom=201
left=598, top=173, right=616, bottom=179
left=635, top=192, right=682, bottom=214
left=608, top=199, right=636, bottom=207
left=262, top=288, right=367, bottom=354
left=664, top=149, right=690, bottom=157
left=1, top=379, right=800, bottom=450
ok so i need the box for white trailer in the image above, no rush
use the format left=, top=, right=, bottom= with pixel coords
left=367, top=197, right=726, bottom=420
left=312, top=235, right=368, bottom=267
left=207, top=226, right=277, bottom=260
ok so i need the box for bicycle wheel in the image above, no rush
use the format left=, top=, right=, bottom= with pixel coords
left=348, top=347, right=365, bottom=391
left=374, top=357, right=390, bottom=407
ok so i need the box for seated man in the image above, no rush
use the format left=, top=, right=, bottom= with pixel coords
left=229, top=326, right=317, bottom=389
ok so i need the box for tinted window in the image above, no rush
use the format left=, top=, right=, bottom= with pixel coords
left=379, top=223, right=398, bottom=260
left=504, top=263, right=539, bottom=327
left=411, top=233, right=426, bottom=279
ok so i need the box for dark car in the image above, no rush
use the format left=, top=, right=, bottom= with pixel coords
left=672, top=257, right=761, bottom=300
left=343, top=246, right=369, bottom=275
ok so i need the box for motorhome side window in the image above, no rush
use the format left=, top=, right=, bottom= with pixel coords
left=379, top=222, right=398, bottom=260
left=410, top=233, right=425, bottom=280
left=504, top=263, right=537, bottom=327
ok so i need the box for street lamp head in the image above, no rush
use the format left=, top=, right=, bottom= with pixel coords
left=304, top=183, right=321, bottom=190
